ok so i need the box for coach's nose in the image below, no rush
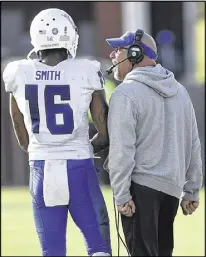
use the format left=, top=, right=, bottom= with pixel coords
left=109, top=51, right=116, bottom=60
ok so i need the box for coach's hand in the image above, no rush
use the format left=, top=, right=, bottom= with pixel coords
left=117, top=200, right=136, bottom=217
left=180, top=200, right=199, bottom=215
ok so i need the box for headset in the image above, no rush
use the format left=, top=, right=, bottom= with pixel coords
left=106, top=29, right=145, bottom=75
left=113, top=196, right=133, bottom=257
left=101, top=161, right=132, bottom=256
left=127, top=29, right=145, bottom=65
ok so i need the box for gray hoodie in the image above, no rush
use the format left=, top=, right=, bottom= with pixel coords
left=106, top=64, right=203, bottom=205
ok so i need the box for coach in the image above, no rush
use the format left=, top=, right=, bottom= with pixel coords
left=105, top=29, right=203, bottom=256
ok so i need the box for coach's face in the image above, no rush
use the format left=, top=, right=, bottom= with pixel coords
left=109, top=47, right=132, bottom=81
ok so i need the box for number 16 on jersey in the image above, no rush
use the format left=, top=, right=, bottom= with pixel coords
left=25, top=84, right=74, bottom=135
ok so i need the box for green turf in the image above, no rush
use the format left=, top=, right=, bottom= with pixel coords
left=1, top=187, right=204, bottom=256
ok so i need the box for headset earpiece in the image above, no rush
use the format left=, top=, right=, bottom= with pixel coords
left=127, top=29, right=145, bottom=65
left=127, top=45, right=144, bottom=64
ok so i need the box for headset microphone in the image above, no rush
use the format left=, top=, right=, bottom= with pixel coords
left=106, top=64, right=116, bottom=75
left=106, top=57, right=129, bottom=75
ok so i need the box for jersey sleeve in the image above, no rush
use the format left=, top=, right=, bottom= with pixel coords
left=2, top=61, right=20, bottom=93
left=88, top=60, right=105, bottom=91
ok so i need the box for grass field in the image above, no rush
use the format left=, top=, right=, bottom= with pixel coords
left=1, top=187, right=205, bottom=256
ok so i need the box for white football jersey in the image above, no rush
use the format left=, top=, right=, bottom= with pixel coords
left=3, top=58, right=105, bottom=160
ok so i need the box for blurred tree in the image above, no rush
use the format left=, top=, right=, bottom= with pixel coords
left=196, top=2, right=205, bottom=19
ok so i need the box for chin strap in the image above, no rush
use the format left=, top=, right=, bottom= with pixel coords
left=27, top=48, right=35, bottom=59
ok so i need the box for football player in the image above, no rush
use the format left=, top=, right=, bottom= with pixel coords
left=3, top=8, right=111, bottom=257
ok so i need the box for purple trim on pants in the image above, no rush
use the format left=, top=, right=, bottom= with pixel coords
left=29, top=159, right=111, bottom=256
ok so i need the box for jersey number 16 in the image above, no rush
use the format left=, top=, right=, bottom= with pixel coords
left=25, top=84, right=74, bottom=135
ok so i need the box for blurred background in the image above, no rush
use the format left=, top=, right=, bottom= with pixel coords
left=1, top=1, right=205, bottom=256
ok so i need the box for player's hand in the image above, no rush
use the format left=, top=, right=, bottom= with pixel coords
left=117, top=200, right=136, bottom=217
left=180, top=200, right=199, bottom=215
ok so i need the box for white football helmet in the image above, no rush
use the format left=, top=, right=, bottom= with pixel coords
left=29, top=8, right=79, bottom=58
